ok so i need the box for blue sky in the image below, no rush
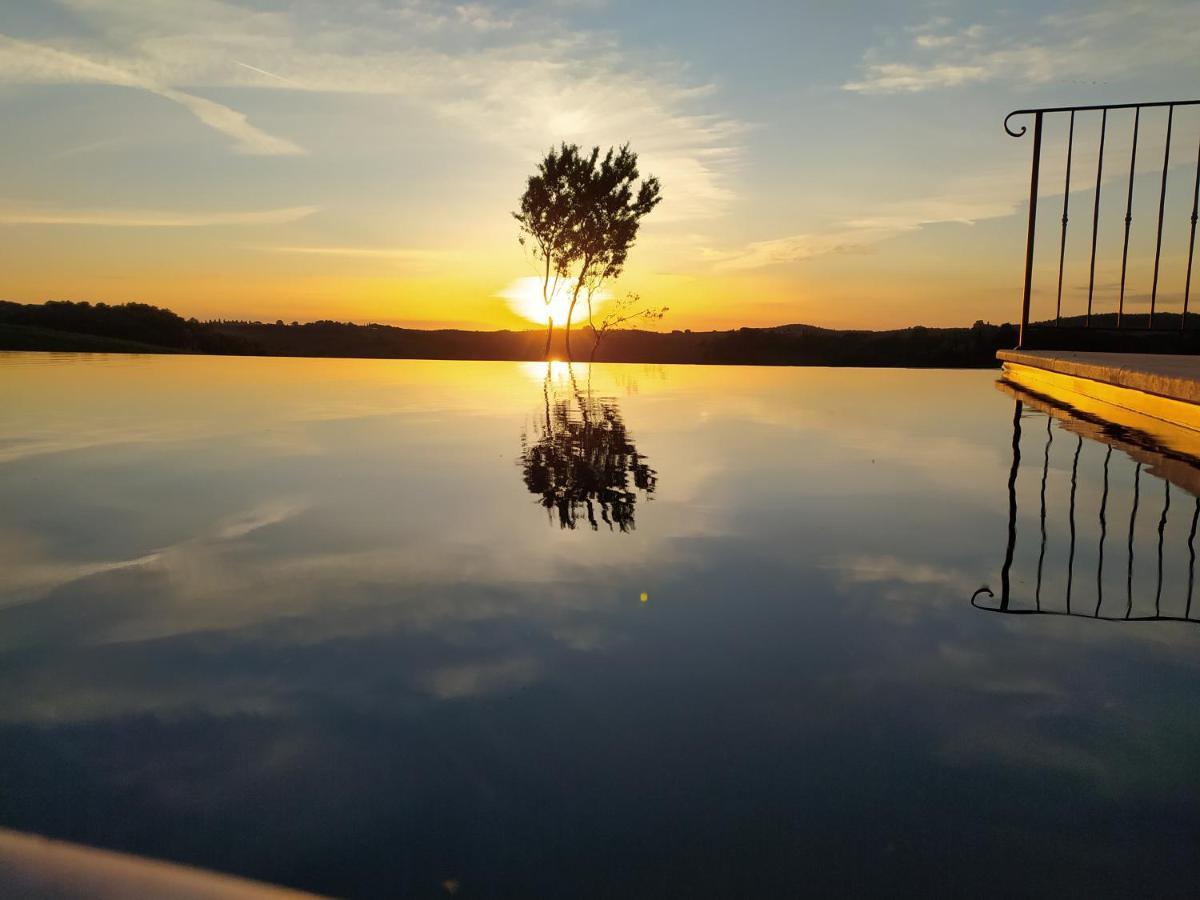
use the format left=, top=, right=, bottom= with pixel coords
left=0, top=0, right=1197, bottom=328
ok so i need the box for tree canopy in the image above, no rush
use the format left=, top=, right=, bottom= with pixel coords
left=514, top=143, right=661, bottom=358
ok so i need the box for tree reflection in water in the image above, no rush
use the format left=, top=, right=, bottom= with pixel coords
left=520, top=363, right=656, bottom=531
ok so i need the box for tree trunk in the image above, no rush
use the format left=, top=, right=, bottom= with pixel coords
left=586, top=289, right=600, bottom=363
left=564, top=284, right=584, bottom=360
left=544, top=316, right=554, bottom=359
left=564, top=301, right=575, bottom=360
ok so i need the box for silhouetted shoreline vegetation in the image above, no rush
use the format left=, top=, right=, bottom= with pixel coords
left=0, top=299, right=1024, bottom=367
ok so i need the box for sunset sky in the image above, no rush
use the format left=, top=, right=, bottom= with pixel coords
left=1, top=0, right=1197, bottom=331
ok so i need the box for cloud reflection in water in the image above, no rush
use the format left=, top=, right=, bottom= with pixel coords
left=2, top=356, right=1200, bottom=896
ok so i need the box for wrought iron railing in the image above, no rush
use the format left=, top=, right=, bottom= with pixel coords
left=1006, top=100, right=1200, bottom=345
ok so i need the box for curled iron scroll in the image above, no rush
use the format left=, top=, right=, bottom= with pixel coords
left=1004, top=110, right=1031, bottom=138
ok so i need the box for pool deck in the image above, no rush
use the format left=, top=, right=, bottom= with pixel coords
left=997, top=350, right=1200, bottom=433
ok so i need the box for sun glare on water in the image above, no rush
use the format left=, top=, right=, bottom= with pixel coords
left=500, top=276, right=608, bottom=327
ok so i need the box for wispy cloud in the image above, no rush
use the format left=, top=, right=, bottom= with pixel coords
left=0, top=205, right=319, bottom=227
left=262, top=245, right=455, bottom=262
left=704, top=181, right=1020, bottom=271
left=155, top=84, right=303, bottom=155
left=0, top=34, right=304, bottom=155
left=701, top=227, right=893, bottom=272
left=49, top=135, right=129, bottom=159
left=843, top=1, right=1200, bottom=94
left=1, top=1, right=740, bottom=218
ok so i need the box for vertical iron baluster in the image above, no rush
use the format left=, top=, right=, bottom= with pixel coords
left=1087, top=109, right=1106, bottom=326
left=1055, top=111, right=1075, bottom=326
left=1150, top=105, right=1173, bottom=327
left=1118, top=107, right=1140, bottom=328
left=1018, top=113, right=1044, bottom=347
left=1185, top=129, right=1200, bottom=330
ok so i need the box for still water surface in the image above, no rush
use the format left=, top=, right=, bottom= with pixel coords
left=2, top=352, right=1200, bottom=897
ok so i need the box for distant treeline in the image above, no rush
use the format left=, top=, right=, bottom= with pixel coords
left=0, top=300, right=251, bottom=355
left=0, top=300, right=1022, bottom=367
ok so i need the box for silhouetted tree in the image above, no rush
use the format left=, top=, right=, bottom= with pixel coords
left=513, top=144, right=588, bottom=358
left=562, top=145, right=661, bottom=359
left=514, top=143, right=661, bottom=359
left=587, top=291, right=668, bottom=362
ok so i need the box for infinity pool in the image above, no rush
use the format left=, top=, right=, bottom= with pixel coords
left=2, top=352, right=1199, bottom=897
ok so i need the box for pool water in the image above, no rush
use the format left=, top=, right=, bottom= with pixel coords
left=2, top=353, right=1199, bottom=897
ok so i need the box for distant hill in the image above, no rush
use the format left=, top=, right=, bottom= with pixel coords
left=0, top=300, right=1020, bottom=367
left=0, top=301, right=250, bottom=355
left=0, top=323, right=179, bottom=354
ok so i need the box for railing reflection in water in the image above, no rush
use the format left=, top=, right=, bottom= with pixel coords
left=976, top=381, right=1200, bottom=623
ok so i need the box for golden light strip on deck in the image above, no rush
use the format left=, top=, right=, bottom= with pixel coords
left=1001, top=361, right=1200, bottom=440
left=995, top=377, right=1200, bottom=497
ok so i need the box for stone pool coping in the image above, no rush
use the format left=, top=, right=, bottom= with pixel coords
left=998, top=350, right=1200, bottom=432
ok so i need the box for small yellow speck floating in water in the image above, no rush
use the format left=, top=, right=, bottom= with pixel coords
left=639, top=592, right=649, bottom=603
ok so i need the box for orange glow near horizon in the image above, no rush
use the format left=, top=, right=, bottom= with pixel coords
left=499, top=277, right=610, bottom=327
left=0, top=260, right=1023, bottom=332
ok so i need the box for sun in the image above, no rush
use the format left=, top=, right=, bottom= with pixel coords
left=500, top=276, right=608, bottom=327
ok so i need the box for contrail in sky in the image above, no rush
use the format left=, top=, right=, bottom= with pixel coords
left=234, top=60, right=304, bottom=88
